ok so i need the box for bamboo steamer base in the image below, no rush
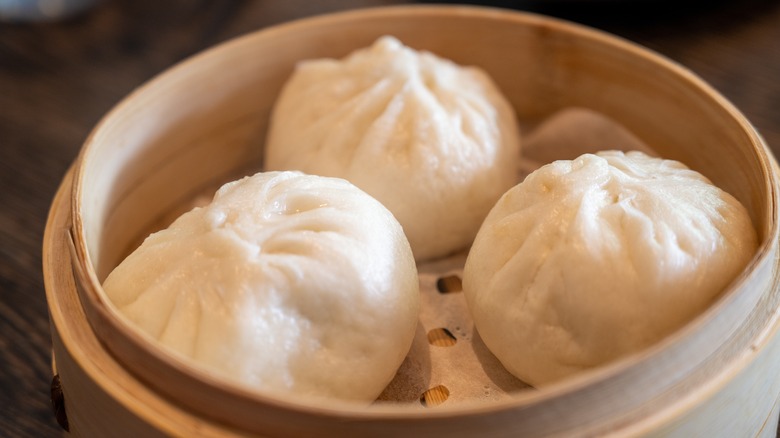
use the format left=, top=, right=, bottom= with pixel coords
left=45, top=5, right=780, bottom=437
left=47, top=168, right=780, bottom=437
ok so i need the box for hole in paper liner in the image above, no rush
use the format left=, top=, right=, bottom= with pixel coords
left=420, top=385, right=449, bottom=407
left=427, top=327, right=457, bottom=347
left=436, top=275, right=462, bottom=293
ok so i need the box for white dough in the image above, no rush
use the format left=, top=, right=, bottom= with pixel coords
left=463, top=151, right=758, bottom=386
left=103, top=171, right=420, bottom=403
left=264, top=36, right=521, bottom=261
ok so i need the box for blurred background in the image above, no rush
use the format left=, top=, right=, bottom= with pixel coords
left=1, top=0, right=779, bottom=435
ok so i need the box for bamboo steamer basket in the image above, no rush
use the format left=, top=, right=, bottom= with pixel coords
left=42, top=5, right=780, bottom=437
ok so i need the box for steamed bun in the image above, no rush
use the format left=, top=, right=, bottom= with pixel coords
left=103, top=171, right=420, bottom=402
left=463, top=151, right=757, bottom=386
left=265, top=36, right=521, bottom=261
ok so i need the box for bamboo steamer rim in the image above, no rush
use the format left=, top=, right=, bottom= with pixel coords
left=66, top=3, right=780, bottom=433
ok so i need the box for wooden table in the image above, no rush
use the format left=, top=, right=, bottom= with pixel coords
left=2, top=0, right=779, bottom=435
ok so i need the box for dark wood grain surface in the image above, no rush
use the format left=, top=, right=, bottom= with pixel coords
left=2, top=0, right=779, bottom=436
